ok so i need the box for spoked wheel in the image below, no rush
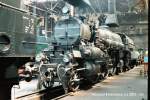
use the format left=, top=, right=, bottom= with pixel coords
left=37, top=74, right=42, bottom=90
left=118, top=60, right=124, bottom=73
left=108, top=67, right=117, bottom=76
left=102, top=70, right=108, bottom=79
left=130, top=64, right=134, bottom=69
left=118, top=65, right=123, bottom=73
left=116, top=61, right=123, bottom=75
left=42, top=70, right=54, bottom=88
left=107, top=59, right=116, bottom=76
left=37, top=70, right=54, bottom=89
left=101, top=68, right=108, bottom=79
left=122, top=66, right=127, bottom=72
left=68, top=72, right=80, bottom=92
left=122, top=60, right=130, bottom=72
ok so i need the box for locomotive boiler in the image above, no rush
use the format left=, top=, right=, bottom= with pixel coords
left=94, top=27, right=125, bottom=75
left=0, top=0, right=36, bottom=99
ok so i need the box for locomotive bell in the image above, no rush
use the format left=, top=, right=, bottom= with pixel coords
left=105, top=14, right=119, bottom=27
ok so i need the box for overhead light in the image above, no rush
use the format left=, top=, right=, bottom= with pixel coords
left=23, top=0, right=31, bottom=5
left=83, top=0, right=91, bottom=6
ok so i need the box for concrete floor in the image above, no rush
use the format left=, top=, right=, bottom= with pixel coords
left=11, top=65, right=147, bottom=100
left=11, top=77, right=60, bottom=99
left=60, top=65, right=147, bottom=100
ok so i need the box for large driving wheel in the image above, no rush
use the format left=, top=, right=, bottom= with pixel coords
left=68, top=72, right=80, bottom=92
left=118, top=60, right=124, bottom=73
left=37, top=70, right=55, bottom=90
left=101, top=65, right=108, bottom=79
left=37, top=62, right=55, bottom=89
left=42, top=70, right=54, bottom=88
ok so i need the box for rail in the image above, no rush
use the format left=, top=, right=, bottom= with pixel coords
left=16, top=85, right=65, bottom=100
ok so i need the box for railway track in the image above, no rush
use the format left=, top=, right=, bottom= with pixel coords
left=16, top=85, right=66, bottom=100
left=14, top=77, right=111, bottom=100
left=14, top=69, right=132, bottom=100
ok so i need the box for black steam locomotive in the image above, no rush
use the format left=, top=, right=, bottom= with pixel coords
left=36, top=16, right=135, bottom=93
left=0, top=0, right=36, bottom=99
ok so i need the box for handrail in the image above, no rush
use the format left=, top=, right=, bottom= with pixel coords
left=0, top=1, right=27, bottom=13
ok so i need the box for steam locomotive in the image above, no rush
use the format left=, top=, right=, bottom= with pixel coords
left=36, top=16, right=135, bottom=93
left=0, top=0, right=137, bottom=99
left=0, top=0, right=36, bottom=99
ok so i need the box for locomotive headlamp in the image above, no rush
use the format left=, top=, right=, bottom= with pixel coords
left=63, top=55, right=70, bottom=63
left=0, top=34, right=11, bottom=54
left=62, top=6, right=70, bottom=14
left=63, top=53, right=73, bottom=63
